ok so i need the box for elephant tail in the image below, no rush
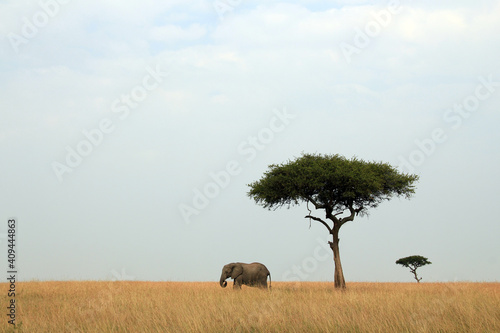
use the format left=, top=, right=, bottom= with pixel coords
left=268, top=272, right=272, bottom=290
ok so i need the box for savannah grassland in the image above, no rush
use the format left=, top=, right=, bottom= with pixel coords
left=1, top=281, right=499, bottom=332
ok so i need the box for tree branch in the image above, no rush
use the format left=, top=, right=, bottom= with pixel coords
left=304, top=215, right=332, bottom=234
left=325, top=210, right=340, bottom=225
left=338, top=205, right=363, bottom=225
left=410, top=267, right=421, bottom=283
left=305, top=196, right=326, bottom=210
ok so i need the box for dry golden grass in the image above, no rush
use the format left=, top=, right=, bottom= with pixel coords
left=1, top=281, right=499, bottom=332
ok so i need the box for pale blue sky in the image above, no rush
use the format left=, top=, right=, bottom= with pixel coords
left=1, top=0, right=499, bottom=283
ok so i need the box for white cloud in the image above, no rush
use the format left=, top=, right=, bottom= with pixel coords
left=394, top=8, right=468, bottom=44
left=149, top=24, right=207, bottom=42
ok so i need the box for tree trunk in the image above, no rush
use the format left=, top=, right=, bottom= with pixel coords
left=330, top=227, right=346, bottom=289
left=411, top=268, right=421, bottom=283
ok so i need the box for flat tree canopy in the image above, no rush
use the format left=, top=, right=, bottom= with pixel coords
left=248, top=153, right=419, bottom=288
left=396, top=255, right=432, bottom=283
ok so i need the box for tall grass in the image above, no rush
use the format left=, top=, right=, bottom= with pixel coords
left=1, top=281, right=498, bottom=332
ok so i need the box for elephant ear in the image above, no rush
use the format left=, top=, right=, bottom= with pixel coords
left=231, top=264, right=243, bottom=279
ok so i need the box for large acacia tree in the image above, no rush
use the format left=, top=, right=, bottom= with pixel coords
left=248, top=153, right=419, bottom=288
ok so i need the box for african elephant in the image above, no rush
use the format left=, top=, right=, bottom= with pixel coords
left=219, top=262, right=271, bottom=289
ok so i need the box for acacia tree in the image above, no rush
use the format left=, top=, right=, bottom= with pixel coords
left=396, top=255, right=432, bottom=283
left=248, top=153, right=419, bottom=289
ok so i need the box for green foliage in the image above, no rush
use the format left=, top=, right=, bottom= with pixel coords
left=396, top=255, right=432, bottom=269
left=248, top=153, right=419, bottom=216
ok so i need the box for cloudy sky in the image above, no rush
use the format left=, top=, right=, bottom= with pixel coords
left=1, top=0, right=499, bottom=283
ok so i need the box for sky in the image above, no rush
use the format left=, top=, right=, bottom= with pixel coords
left=1, top=0, right=499, bottom=284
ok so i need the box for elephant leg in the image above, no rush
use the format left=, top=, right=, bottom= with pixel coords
left=233, top=276, right=243, bottom=289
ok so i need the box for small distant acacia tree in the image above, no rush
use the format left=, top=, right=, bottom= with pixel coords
left=396, top=255, right=432, bottom=283
left=248, top=153, right=419, bottom=289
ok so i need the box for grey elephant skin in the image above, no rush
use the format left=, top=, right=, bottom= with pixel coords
left=219, top=262, right=271, bottom=289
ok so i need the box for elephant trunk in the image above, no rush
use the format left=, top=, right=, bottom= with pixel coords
left=220, top=275, right=227, bottom=288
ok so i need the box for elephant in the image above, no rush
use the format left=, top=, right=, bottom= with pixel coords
left=219, top=262, right=271, bottom=289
